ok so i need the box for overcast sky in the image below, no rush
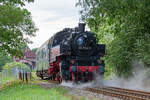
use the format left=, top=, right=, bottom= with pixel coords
left=25, top=0, right=80, bottom=49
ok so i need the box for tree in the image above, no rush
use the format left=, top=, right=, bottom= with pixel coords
left=0, top=0, right=34, bottom=6
left=0, top=0, right=38, bottom=57
left=0, top=52, right=12, bottom=71
left=3, top=62, right=31, bottom=72
left=77, top=0, right=150, bottom=77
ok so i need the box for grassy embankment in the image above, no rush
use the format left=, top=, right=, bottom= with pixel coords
left=0, top=72, right=88, bottom=100
left=0, top=81, right=79, bottom=100
left=0, top=71, right=98, bottom=100
left=0, top=73, right=18, bottom=87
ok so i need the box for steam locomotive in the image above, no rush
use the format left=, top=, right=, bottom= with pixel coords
left=36, top=23, right=105, bottom=83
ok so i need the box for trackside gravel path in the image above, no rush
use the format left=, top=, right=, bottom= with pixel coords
left=34, top=81, right=122, bottom=100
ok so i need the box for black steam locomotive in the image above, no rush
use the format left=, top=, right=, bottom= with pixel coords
left=36, top=23, right=105, bottom=83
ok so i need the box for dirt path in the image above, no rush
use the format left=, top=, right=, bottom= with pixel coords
left=35, top=81, right=121, bottom=100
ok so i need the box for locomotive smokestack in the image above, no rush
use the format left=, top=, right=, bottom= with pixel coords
left=79, top=23, right=86, bottom=32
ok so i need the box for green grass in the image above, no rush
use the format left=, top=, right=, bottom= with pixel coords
left=0, top=82, right=72, bottom=100
left=0, top=72, right=17, bottom=85
left=0, top=72, right=89, bottom=100
left=0, top=76, right=17, bottom=84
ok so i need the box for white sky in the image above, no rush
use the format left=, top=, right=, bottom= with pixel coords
left=25, top=0, right=80, bottom=49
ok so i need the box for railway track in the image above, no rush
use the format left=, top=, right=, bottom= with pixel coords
left=85, top=86, right=150, bottom=100
left=45, top=80, right=150, bottom=100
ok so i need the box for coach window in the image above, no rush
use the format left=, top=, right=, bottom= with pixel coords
left=41, top=50, right=43, bottom=58
left=42, top=50, right=44, bottom=58
left=40, top=51, right=42, bottom=59
left=44, top=49, right=46, bottom=58
left=37, top=52, right=39, bottom=60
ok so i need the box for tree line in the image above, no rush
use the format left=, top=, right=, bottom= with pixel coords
left=77, top=0, right=150, bottom=77
left=1, top=0, right=150, bottom=78
left=0, top=0, right=38, bottom=57
left=0, top=0, right=38, bottom=71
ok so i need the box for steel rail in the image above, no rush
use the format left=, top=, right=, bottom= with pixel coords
left=107, top=86, right=150, bottom=95
left=102, top=86, right=150, bottom=99
left=45, top=79, right=150, bottom=100
left=85, top=87, right=150, bottom=100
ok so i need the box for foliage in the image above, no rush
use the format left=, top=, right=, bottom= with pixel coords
left=0, top=52, right=12, bottom=71
left=3, top=62, right=31, bottom=71
left=0, top=0, right=34, bottom=6
left=0, top=73, right=18, bottom=85
left=0, top=83, right=72, bottom=100
left=0, top=0, right=38, bottom=57
left=77, top=0, right=150, bottom=77
left=0, top=80, right=21, bottom=90
left=0, top=44, right=29, bottom=71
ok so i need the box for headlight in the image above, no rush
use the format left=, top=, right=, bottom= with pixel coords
left=76, top=37, right=85, bottom=46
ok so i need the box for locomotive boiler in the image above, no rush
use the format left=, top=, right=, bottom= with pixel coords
left=36, top=23, right=105, bottom=83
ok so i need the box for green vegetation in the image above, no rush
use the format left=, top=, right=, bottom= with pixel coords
left=0, top=52, right=12, bottom=71
left=0, top=43, right=30, bottom=71
left=0, top=72, right=89, bottom=100
left=77, top=0, right=150, bottom=78
left=0, top=73, right=17, bottom=85
left=0, top=82, right=74, bottom=100
left=0, top=62, right=31, bottom=84
left=0, top=0, right=34, bottom=6
left=0, top=0, right=38, bottom=57
left=3, top=62, right=31, bottom=71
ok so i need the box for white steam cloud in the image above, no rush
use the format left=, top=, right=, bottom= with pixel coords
left=61, top=60, right=150, bottom=92
left=104, top=60, right=150, bottom=92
